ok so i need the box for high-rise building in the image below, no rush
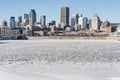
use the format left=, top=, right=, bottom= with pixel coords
left=78, top=16, right=88, bottom=30
left=10, top=16, right=16, bottom=28
left=2, top=21, right=8, bottom=26
left=40, top=15, right=46, bottom=26
left=71, top=13, right=81, bottom=28
left=18, top=16, right=22, bottom=23
left=17, top=16, right=22, bottom=27
left=29, top=9, right=36, bottom=26
left=24, top=14, right=29, bottom=20
left=88, top=19, right=92, bottom=29
left=24, top=14, right=29, bottom=24
left=60, top=6, right=69, bottom=25
left=91, top=15, right=101, bottom=31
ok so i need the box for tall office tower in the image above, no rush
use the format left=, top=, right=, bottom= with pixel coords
left=71, top=13, right=81, bottom=28
left=18, top=16, right=22, bottom=23
left=24, top=14, right=29, bottom=24
left=40, top=15, right=46, bottom=26
left=2, top=21, right=8, bottom=26
left=78, top=16, right=88, bottom=30
left=10, top=16, right=16, bottom=28
left=17, top=16, right=22, bottom=27
left=60, top=6, right=69, bottom=25
left=88, top=19, right=92, bottom=29
left=29, top=9, right=36, bottom=26
left=91, top=15, right=101, bottom=31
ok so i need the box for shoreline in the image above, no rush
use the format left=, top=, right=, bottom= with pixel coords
left=0, top=36, right=120, bottom=41
left=28, top=36, right=120, bottom=41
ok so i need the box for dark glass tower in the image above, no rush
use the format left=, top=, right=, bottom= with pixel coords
left=60, top=6, right=69, bottom=25
left=24, top=14, right=29, bottom=24
left=29, top=9, right=36, bottom=26
left=24, top=14, right=29, bottom=20
left=10, top=16, right=16, bottom=28
left=17, top=16, right=22, bottom=27
left=18, top=16, right=22, bottom=23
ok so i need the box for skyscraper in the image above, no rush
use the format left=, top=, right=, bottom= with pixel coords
left=17, top=16, right=22, bottom=27
left=10, top=16, right=16, bottom=28
left=29, top=9, right=36, bottom=26
left=91, top=15, right=101, bottom=31
left=71, top=13, right=81, bottom=28
left=24, top=14, right=29, bottom=20
left=18, top=16, right=22, bottom=23
left=78, top=16, right=88, bottom=30
left=88, top=19, right=92, bottom=29
left=40, top=15, right=46, bottom=26
left=24, top=14, right=29, bottom=24
left=60, top=6, right=69, bottom=25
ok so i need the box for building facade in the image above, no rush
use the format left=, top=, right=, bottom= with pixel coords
left=40, top=15, right=46, bottom=27
left=2, top=21, right=8, bottom=26
left=24, top=14, right=29, bottom=25
left=71, top=13, right=81, bottom=29
left=0, top=26, right=20, bottom=37
left=17, top=16, right=22, bottom=27
left=10, top=16, right=16, bottom=28
left=29, top=9, right=36, bottom=26
left=78, top=16, right=88, bottom=30
left=91, top=15, right=101, bottom=31
left=60, top=6, right=69, bottom=26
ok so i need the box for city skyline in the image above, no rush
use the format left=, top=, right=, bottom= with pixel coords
left=0, top=0, right=120, bottom=25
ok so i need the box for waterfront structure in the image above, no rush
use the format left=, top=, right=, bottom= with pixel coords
left=29, top=9, right=36, bottom=26
left=91, top=15, right=101, bottom=31
left=60, top=6, right=69, bottom=26
left=40, top=15, right=46, bottom=27
left=0, top=26, right=20, bottom=37
left=10, top=16, right=16, bottom=28
left=109, top=23, right=120, bottom=32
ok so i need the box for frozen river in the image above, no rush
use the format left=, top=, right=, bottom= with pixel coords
left=0, top=40, right=120, bottom=62
left=0, top=40, right=120, bottom=80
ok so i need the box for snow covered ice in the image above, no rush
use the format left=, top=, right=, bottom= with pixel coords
left=0, top=40, right=120, bottom=80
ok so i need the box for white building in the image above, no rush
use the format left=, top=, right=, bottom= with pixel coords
left=71, top=13, right=81, bottom=29
left=117, top=27, right=120, bottom=32
left=91, top=15, right=101, bottom=31
left=78, top=16, right=88, bottom=30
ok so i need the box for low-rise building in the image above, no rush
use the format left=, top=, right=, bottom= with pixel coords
left=0, top=26, right=21, bottom=37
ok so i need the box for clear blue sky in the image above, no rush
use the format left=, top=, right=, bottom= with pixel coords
left=0, top=0, right=120, bottom=25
